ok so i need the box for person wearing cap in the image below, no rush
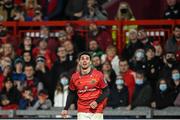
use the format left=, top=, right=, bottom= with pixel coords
left=12, top=57, right=26, bottom=92
left=35, top=55, right=53, bottom=103
left=61, top=51, right=109, bottom=120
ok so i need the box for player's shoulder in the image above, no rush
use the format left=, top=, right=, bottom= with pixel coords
left=92, top=69, right=103, bottom=76
left=71, top=71, right=80, bottom=78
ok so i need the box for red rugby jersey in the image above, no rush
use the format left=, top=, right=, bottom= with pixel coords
left=69, top=69, right=107, bottom=113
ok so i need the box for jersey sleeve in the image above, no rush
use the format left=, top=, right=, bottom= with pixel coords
left=69, top=74, right=76, bottom=91
left=98, top=71, right=108, bottom=89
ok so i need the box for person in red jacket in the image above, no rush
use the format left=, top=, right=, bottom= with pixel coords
left=119, top=58, right=135, bottom=104
left=61, top=52, right=109, bottom=120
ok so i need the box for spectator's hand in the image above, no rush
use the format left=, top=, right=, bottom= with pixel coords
left=151, top=102, right=156, bottom=108
left=74, top=11, right=83, bottom=17
left=90, top=101, right=98, bottom=109
left=126, top=105, right=132, bottom=111
left=61, top=110, right=68, bottom=118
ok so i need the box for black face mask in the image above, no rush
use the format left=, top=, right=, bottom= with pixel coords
left=167, top=58, right=176, bottom=64
left=121, top=8, right=128, bottom=14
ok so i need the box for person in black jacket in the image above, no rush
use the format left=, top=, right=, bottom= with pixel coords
left=163, top=0, right=180, bottom=19
left=107, top=75, right=128, bottom=109
left=144, top=45, right=163, bottom=91
left=0, top=78, right=21, bottom=109
left=65, top=0, right=87, bottom=20
left=126, top=70, right=152, bottom=110
left=122, top=29, right=144, bottom=61
left=151, top=78, right=176, bottom=109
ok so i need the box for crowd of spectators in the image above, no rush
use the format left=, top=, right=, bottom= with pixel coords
left=0, top=0, right=179, bottom=113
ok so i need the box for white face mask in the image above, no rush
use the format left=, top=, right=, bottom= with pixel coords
left=117, top=85, right=123, bottom=90
left=60, top=77, right=69, bottom=86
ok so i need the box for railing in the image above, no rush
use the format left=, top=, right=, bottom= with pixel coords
left=1, top=20, right=180, bottom=53
left=0, top=107, right=180, bottom=119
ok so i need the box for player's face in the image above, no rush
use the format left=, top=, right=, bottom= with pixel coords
left=79, top=55, right=91, bottom=69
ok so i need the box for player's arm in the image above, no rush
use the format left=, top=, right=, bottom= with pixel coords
left=61, top=89, right=76, bottom=118
left=90, top=86, right=109, bottom=109
left=64, top=89, right=76, bottom=110
left=95, top=86, right=110, bottom=104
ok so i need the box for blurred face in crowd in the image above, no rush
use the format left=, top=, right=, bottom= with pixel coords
left=24, top=36, right=32, bottom=46
left=135, top=72, right=144, bottom=85
left=106, top=46, right=116, bottom=58
left=0, top=56, right=12, bottom=68
left=39, top=40, right=47, bottom=50
left=159, top=79, right=168, bottom=92
left=2, top=43, right=13, bottom=56
left=15, top=63, right=23, bottom=72
left=92, top=56, right=101, bottom=68
left=167, top=0, right=176, bottom=6
left=115, top=75, right=124, bottom=90
left=146, top=49, right=155, bottom=60
left=89, top=23, right=97, bottom=32
left=172, top=69, right=180, bottom=86
left=89, top=40, right=98, bottom=51
left=129, top=30, right=137, bottom=42
left=79, top=54, right=91, bottom=70
left=154, top=45, right=163, bottom=56
left=165, top=53, right=176, bottom=64
left=40, top=27, right=49, bottom=36
left=58, top=30, right=67, bottom=42
left=173, top=27, right=180, bottom=40
left=24, top=66, right=34, bottom=79
left=57, top=46, right=67, bottom=58
left=4, top=80, right=13, bottom=90
left=119, top=60, right=129, bottom=73
left=102, top=61, right=111, bottom=72
left=65, top=24, right=73, bottom=34
left=134, top=50, right=145, bottom=61
left=63, top=40, right=74, bottom=53
left=138, top=29, right=147, bottom=40
left=23, top=52, right=31, bottom=62
left=87, top=0, right=96, bottom=7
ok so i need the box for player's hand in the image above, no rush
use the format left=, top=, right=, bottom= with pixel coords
left=126, top=105, right=132, bottom=111
left=61, top=110, right=68, bottom=118
left=90, top=101, right=98, bottom=109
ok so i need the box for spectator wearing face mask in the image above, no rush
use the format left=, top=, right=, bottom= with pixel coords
left=151, top=78, right=176, bottom=109
left=126, top=70, right=152, bottom=110
left=171, top=67, right=180, bottom=95
left=54, top=73, right=76, bottom=109
left=107, top=75, right=128, bottom=109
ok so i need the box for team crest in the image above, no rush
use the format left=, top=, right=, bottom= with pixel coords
left=91, top=79, right=97, bottom=84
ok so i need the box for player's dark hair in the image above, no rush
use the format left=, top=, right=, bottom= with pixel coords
left=78, top=51, right=92, bottom=60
